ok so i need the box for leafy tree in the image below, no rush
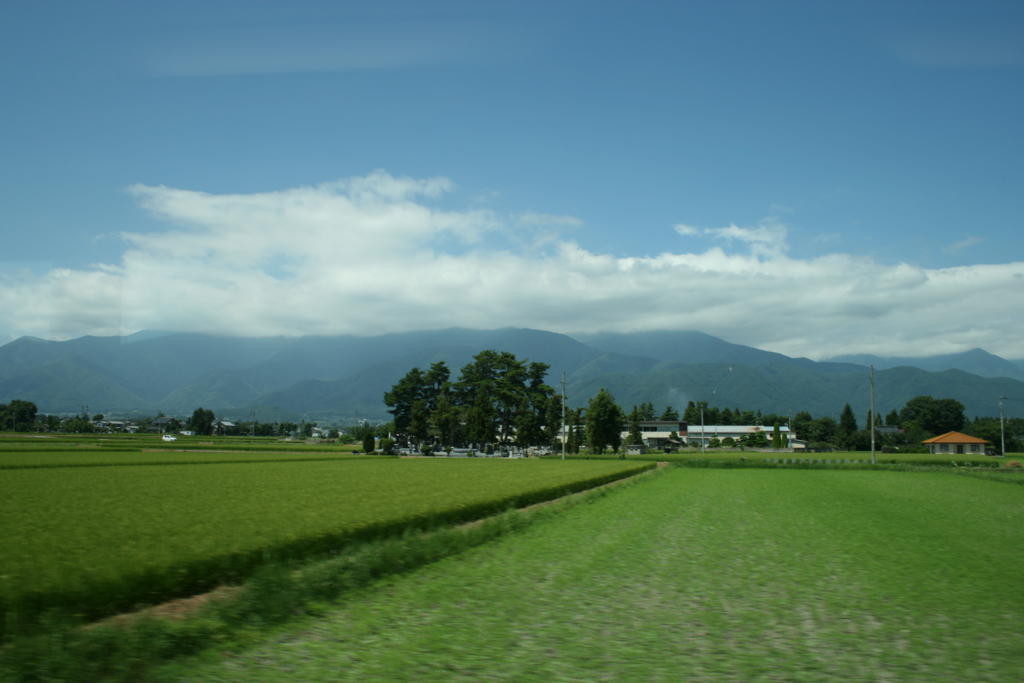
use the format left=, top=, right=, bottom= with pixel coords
left=515, top=361, right=555, bottom=446
left=362, top=432, right=376, bottom=453
left=805, top=416, right=837, bottom=445
left=62, top=416, right=94, bottom=433
left=430, top=390, right=461, bottom=447
left=40, top=414, right=61, bottom=432
left=771, top=423, right=782, bottom=449
left=515, top=397, right=542, bottom=447
left=742, top=429, right=768, bottom=447
left=1, top=400, right=38, bottom=432
left=386, top=350, right=554, bottom=449
left=254, top=422, right=275, bottom=437
left=899, top=395, right=965, bottom=435
left=966, top=416, right=1022, bottom=453
left=660, top=405, right=680, bottom=421
left=884, top=409, right=901, bottom=426
left=423, top=361, right=451, bottom=411
left=189, top=407, right=215, bottom=436
left=637, top=401, right=655, bottom=421
left=626, top=406, right=643, bottom=446
left=565, top=408, right=583, bottom=454
left=791, top=411, right=813, bottom=440
left=837, top=404, right=858, bottom=448
left=384, top=367, right=426, bottom=438
left=586, top=388, right=624, bottom=456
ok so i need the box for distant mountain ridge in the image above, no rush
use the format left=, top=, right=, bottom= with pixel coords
left=826, top=348, right=1024, bottom=382
left=2, top=328, right=1022, bottom=421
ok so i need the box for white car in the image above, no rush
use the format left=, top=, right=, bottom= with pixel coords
left=161, top=434, right=177, bottom=442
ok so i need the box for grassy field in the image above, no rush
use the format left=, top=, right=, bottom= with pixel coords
left=162, top=468, right=1024, bottom=681
left=0, top=455, right=649, bottom=632
left=0, top=448, right=361, bottom=468
left=0, top=432, right=361, bottom=458
left=561, top=447, right=1023, bottom=467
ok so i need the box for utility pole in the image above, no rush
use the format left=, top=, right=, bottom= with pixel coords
left=698, top=366, right=732, bottom=454
left=560, top=372, right=566, bottom=460
left=869, top=365, right=877, bottom=465
left=999, top=396, right=1007, bottom=457
left=699, top=404, right=705, bottom=455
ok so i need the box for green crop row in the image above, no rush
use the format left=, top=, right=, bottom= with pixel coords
left=559, top=448, right=1018, bottom=467
left=0, top=449, right=362, bottom=469
left=0, top=458, right=650, bottom=636
left=0, top=434, right=358, bottom=453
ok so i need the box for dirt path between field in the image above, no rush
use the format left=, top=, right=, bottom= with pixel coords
left=94, top=461, right=668, bottom=627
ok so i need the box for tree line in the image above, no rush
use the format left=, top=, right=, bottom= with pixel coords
left=0, top=401, right=332, bottom=438
left=3, top=366, right=1020, bottom=453
left=383, top=353, right=1021, bottom=454
left=384, top=350, right=560, bottom=452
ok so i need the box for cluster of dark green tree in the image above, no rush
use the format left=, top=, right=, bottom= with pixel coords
left=384, top=350, right=560, bottom=450
left=0, top=401, right=95, bottom=433
left=184, top=409, right=331, bottom=438
left=571, top=393, right=1021, bottom=454
left=789, top=395, right=1021, bottom=452
left=0, top=400, right=38, bottom=432
left=592, top=394, right=788, bottom=454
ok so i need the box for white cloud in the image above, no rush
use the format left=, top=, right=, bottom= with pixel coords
left=945, top=235, right=985, bottom=253
left=516, top=212, right=583, bottom=228
left=704, top=220, right=788, bottom=258
left=2, top=171, right=1023, bottom=360
left=673, top=220, right=788, bottom=259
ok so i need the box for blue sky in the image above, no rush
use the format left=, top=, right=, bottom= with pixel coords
left=2, top=0, right=1022, bottom=359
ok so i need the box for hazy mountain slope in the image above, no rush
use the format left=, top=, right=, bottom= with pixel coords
left=574, top=330, right=801, bottom=367
left=0, top=337, right=62, bottom=381
left=0, top=356, right=151, bottom=414
left=828, top=348, right=1024, bottom=382
left=566, top=362, right=1024, bottom=420
left=0, top=333, right=289, bottom=402
left=252, top=329, right=616, bottom=421
left=3, top=328, right=1022, bottom=420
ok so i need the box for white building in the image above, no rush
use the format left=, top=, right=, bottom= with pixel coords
left=686, top=425, right=793, bottom=448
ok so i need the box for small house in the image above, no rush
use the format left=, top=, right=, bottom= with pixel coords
left=921, top=431, right=991, bottom=456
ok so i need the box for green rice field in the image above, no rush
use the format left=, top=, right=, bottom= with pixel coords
left=564, top=447, right=1022, bottom=467
left=163, top=468, right=1024, bottom=681
left=0, top=453, right=649, bottom=631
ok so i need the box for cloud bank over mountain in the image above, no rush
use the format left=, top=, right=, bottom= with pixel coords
left=2, top=171, right=1022, bottom=360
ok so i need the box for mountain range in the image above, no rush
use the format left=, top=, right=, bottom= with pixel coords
left=1, top=328, right=1022, bottom=422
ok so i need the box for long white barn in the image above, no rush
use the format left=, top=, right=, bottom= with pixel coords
left=685, top=424, right=792, bottom=447
left=561, top=421, right=798, bottom=450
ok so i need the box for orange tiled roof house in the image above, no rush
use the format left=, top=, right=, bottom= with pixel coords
left=921, top=431, right=992, bottom=456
